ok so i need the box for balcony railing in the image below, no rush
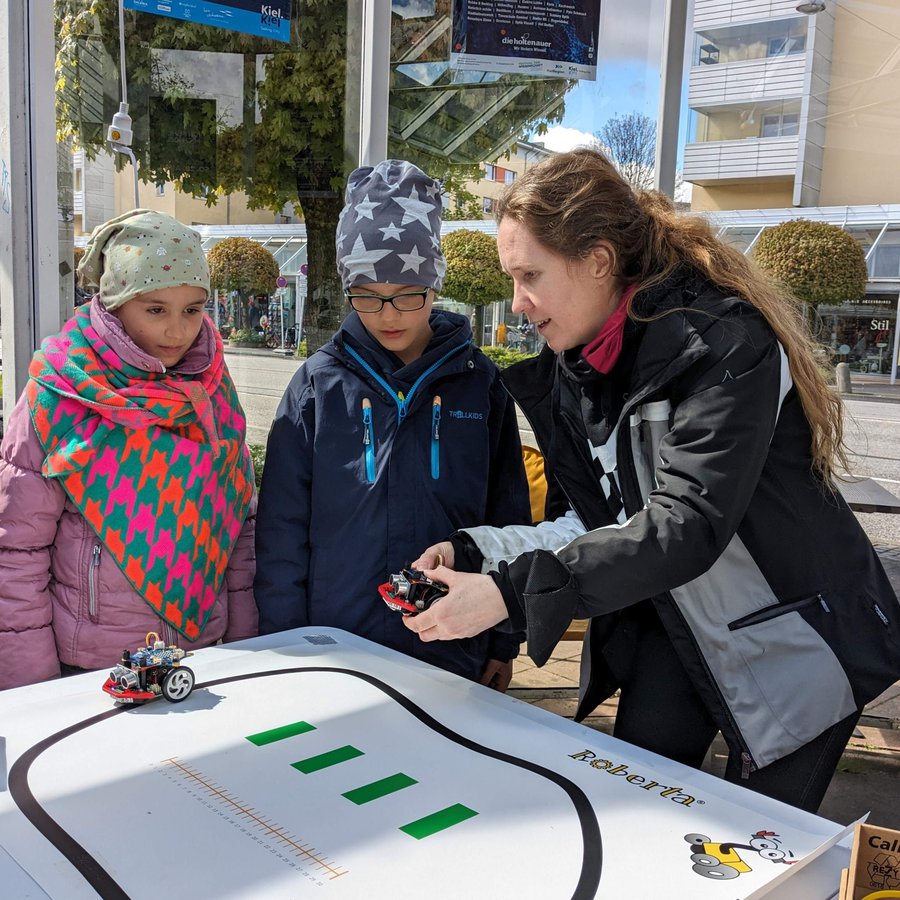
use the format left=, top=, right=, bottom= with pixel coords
left=689, top=54, right=806, bottom=107
left=683, top=136, right=799, bottom=184
left=694, top=0, right=808, bottom=29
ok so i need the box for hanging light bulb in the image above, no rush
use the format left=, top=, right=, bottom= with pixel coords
left=796, top=1, right=826, bottom=12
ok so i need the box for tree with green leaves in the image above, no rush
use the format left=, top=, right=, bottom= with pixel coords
left=55, top=0, right=571, bottom=349
left=441, top=230, right=511, bottom=345
left=753, top=220, right=868, bottom=331
left=207, top=237, right=279, bottom=330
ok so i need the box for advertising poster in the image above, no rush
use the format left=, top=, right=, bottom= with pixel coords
left=451, top=0, right=601, bottom=81
left=123, top=0, right=292, bottom=43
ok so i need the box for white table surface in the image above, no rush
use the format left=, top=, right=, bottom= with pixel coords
left=0, top=628, right=854, bottom=899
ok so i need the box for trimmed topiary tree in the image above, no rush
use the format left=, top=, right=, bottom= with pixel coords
left=441, top=230, right=512, bottom=345
left=207, top=237, right=279, bottom=332
left=753, top=219, right=868, bottom=314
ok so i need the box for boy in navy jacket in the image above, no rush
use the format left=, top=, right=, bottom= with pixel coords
left=254, top=160, right=530, bottom=686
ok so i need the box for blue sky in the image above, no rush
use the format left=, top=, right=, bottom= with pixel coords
left=538, top=0, right=673, bottom=152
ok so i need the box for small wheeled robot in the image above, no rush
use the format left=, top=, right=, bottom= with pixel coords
left=378, top=568, right=448, bottom=616
left=102, top=631, right=195, bottom=705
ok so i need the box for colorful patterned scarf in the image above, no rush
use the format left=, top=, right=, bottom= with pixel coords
left=26, top=305, right=254, bottom=640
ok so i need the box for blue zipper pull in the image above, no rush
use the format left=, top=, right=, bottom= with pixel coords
left=398, top=390, right=408, bottom=422
left=362, top=398, right=376, bottom=483
left=431, top=395, right=441, bottom=480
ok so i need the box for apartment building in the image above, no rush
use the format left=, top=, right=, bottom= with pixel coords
left=450, top=140, right=555, bottom=217
left=684, top=0, right=900, bottom=376
left=684, top=0, right=900, bottom=211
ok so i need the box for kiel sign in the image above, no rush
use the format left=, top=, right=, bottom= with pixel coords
left=124, top=1, right=292, bottom=43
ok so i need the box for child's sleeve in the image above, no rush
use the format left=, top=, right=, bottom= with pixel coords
left=254, top=371, right=316, bottom=635
left=223, top=492, right=258, bottom=641
left=0, top=398, right=66, bottom=690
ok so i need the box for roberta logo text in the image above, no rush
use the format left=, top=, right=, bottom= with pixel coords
left=569, top=749, right=700, bottom=807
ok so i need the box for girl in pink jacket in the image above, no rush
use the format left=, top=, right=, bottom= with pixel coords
left=0, top=210, right=257, bottom=691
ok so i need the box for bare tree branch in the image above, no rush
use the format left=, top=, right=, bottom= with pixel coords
left=595, top=113, right=657, bottom=191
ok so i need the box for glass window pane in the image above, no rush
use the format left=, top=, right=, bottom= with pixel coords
left=54, top=1, right=359, bottom=439
left=388, top=0, right=667, bottom=223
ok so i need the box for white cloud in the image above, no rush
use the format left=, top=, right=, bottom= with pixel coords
left=539, top=126, right=601, bottom=153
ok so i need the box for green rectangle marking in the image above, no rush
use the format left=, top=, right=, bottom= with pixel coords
left=343, top=773, right=418, bottom=805
left=399, top=803, right=478, bottom=839
left=245, top=721, right=316, bottom=746
left=291, top=745, right=364, bottom=774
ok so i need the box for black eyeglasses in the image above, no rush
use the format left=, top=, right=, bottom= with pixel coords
left=345, top=289, right=429, bottom=314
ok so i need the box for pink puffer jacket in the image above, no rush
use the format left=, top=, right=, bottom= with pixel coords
left=0, top=303, right=258, bottom=692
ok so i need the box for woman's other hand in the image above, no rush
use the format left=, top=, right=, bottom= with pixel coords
left=402, top=567, right=506, bottom=641
left=480, top=658, right=513, bottom=693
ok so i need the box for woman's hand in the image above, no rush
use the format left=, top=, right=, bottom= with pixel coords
left=410, top=541, right=455, bottom=571
left=402, top=567, right=507, bottom=641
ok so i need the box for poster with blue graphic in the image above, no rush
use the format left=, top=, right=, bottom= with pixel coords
left=123, top=0, right=292, bottom=43
left=451, top=0, right=601, bottom=81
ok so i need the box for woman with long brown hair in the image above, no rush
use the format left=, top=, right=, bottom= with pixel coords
left=404, top=148, right=900, bottom=812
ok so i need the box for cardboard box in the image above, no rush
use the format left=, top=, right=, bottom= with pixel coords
left=840, top=823, right=900, bottom=900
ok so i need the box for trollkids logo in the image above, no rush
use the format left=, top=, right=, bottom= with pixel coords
left=447, top=409, right=484, bottom=421
left=569, top=749, right=702, bottom=807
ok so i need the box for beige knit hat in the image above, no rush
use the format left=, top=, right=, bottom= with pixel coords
left=78, top=209, right=209, bottom=310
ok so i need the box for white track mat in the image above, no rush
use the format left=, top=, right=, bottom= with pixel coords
left=0, top=629, right=852, bottom=899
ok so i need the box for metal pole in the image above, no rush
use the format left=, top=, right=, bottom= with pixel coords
left=654, top=0, right=690, bottom=199
left=358, top=0, right=391, bottom=167
left=891, top=289, right=900, bottom=386
left=0, top=0, right=60, bottom=414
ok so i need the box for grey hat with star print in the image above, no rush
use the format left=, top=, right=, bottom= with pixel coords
left=78, top=208, right=210, bottom=310
left=336, top=160, right=446, bottom=292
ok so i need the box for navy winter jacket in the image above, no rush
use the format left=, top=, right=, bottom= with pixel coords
left=254, top=309, right=530, bottom=679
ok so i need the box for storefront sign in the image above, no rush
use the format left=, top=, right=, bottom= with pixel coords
left=451, top=0, right=601, bottom=81
left=123, top=0, right=292, bottom=43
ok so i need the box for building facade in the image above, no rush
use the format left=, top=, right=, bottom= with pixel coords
left=684, top=0, right=900, bottom=376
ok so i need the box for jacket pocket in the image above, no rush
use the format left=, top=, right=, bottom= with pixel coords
left=728, top=593, right=825, bottom=631
left=797, top=588, right=900, bottom=706
left=88, top=543, right=102, bottom=623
